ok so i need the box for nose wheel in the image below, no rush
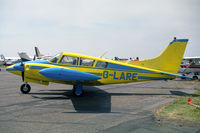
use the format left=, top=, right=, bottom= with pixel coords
left=20, top=83, right=31, bottom=94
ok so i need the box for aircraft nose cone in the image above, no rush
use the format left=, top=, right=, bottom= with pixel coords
left=13, top=63, right=24, bottom=71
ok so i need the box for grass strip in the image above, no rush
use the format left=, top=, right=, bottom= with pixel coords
left=156, top=88, right=200, bottom=123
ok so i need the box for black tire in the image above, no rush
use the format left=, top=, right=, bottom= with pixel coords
left=193, top=76, right=198, bottom=80
left=20, top=84, right=31, bottom=94
left=181, top=74, right=186, bottom=80
left=72, top=85, right=84, bottom=97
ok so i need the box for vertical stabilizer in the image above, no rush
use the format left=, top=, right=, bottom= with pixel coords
left=128, top=38, right=188, bottom=74
left=0, top=54, right=5, bottom=60
left=35, top=47, right=42, bottom=57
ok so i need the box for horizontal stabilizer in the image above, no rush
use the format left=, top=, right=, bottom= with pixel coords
left=161, top=72, right=192, bottom=79
left=39, top=67, right=101, bottom=81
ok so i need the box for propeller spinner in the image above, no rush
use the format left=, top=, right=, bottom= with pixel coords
left=14, top=62, right=25, bottom=81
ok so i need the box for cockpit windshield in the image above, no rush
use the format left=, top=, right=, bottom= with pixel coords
left=48, top=53, right=62, bottom=63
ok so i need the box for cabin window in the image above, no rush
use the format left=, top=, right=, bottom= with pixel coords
left=59, top=56, right=78, bottom=65
left=80, top=58, right=94, bottom=66
left=197, top=59, right=200, bottom=65
left=96, top=61, right=108, bottom=68
left=191, top=60, right=196, bottom=65
left=193, top=59, right=200, bottom=65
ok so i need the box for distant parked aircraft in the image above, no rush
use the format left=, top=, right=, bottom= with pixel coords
left=18, top=52, right=33, bottom=62
left=0, top=54, right=21, bottom=66
left=4, top=56, right=21, bottom=66
left=179, top=57, right=200, bottom=80
left=18, top=47, right=52, bottom=62
left=35, top=47, right=52, bottom=60
left=0, top=54, right=6, bottom=65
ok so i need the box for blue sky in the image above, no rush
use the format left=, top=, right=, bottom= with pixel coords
left=0, top=0, right=199, bottom=59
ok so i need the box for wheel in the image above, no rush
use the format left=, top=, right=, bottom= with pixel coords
left=72, top=87, right=84, bottom=97
left=192, top=76, right=198, bottom=80
left=20, top=84, right=31, bottom=94
left=73, top=90, right=84, bottom=97
left=181, top=74, right=186, bottom=80
left=72, top=85, right=84, bottom=97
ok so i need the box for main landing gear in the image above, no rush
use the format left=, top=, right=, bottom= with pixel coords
left=193, top=75, right=198, bottom=80
left=73, top=82, right=84, bottom=97
left=20, top=82, right=31, bottom=94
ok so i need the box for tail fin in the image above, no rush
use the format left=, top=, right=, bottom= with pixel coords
left=0, top=54, right=6, bottom=60
left=128, top=38, right=189, bottom=74
left=35, top=47, right=43, bottom=57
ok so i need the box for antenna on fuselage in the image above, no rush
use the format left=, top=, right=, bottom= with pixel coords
left=99, top=51, right=108, bottom=58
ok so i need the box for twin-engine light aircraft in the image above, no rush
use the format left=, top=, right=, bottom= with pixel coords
left=6, top=38, right=191, bottom=96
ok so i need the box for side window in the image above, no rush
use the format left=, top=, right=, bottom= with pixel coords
left=185, top=60, right=190, bottom=65
left=96, top=61, right=108, bottom=68
left=194, top=59, right=199, bottom=65
left=59, top=56, right=78, bottom=65
left=198, top=59, right=200, bottom=65
left=80, top=58, right=94, bottom=66
left=191, top=59, right=195, bottom=65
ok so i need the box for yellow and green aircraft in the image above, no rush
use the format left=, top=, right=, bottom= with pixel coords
left=6, top=38, right=190, bottom=96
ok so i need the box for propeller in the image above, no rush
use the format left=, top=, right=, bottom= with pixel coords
left=13, top=61, right=25, bottom=82
left=20, top=61, right=25, bottom=82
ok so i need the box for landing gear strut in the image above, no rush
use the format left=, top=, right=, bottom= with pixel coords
left=73, top=82, right=84, bottom=97
left=20, top=82, right=31, bottom=94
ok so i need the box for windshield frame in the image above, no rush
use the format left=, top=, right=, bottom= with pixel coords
left=48, top=53, right=62, bottom=63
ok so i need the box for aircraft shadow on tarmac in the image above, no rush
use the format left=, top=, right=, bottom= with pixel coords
left=30, top=86, right=112, bottom=113
left=29, top=86, right=198, bottom=113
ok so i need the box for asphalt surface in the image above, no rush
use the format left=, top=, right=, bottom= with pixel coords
left=0, top=69, right=200, bottom=133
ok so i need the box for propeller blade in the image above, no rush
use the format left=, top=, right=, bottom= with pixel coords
left=22, top=71, right=24, bottom=82
left=20, top=62, right=25, bottom=82
left=21, top=62, right=23, bottom=66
